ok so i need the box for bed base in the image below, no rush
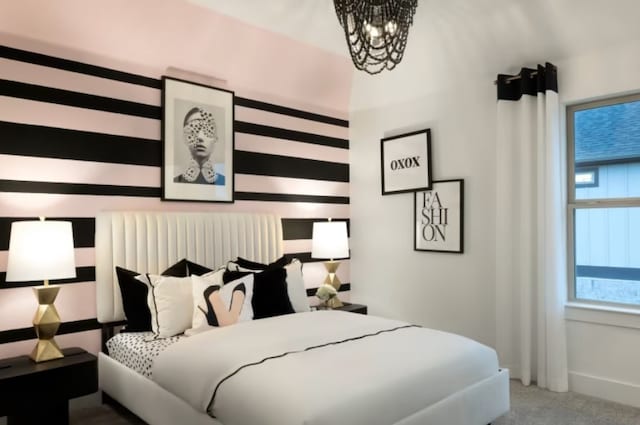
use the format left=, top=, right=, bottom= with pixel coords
left=99, top=352, right=508, bottom=425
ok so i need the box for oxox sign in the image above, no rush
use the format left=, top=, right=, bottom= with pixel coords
left=414, top=179, right=464, bottom=253
left=381, top=129, right=432, bottom=195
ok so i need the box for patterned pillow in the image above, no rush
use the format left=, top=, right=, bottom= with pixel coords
left=191, top=272, right=254, bottom=330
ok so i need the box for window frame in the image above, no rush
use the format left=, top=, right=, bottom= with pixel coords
left=567, top=92, right=640, bottom=309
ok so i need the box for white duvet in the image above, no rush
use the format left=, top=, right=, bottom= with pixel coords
left=152, top=311, right=498, bottom=425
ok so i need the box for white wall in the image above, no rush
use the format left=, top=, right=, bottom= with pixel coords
left=350, top=79, right=498, bottom=348
left=350, top=37, right=640, bottom=407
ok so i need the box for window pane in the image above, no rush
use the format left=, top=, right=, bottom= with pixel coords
left=574, top=207, right=640, bottom=305
left=574, top=99, right=640, bottom=200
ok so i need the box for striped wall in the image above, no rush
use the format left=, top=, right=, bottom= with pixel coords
left=0, top=44, right=350, bottom=358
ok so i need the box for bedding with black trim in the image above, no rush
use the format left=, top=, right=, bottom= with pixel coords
left=151, top=310, right=500, bottom=425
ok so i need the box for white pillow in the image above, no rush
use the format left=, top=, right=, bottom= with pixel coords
left=190, top=273, right=254, bottom=330
left=227, top=258, right=310, bottom=313
left=146, top=274, right=193, bottom=339
left=282, top=259, right=311, bottom=313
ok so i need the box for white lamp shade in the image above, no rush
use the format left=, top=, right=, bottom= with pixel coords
left=311, top=221, right=349, bottom=260
left=6, top=220, right=76, bottom=282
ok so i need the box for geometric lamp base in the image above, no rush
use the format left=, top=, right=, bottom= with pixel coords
left=30, top=285, right=64, bottom=363
left=322, top=261, right=344, bottom=308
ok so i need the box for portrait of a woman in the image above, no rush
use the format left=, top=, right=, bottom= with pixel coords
left=174, top=106, right=226, bottom=185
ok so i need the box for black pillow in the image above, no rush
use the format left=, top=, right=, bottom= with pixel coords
left=234, top=256, right=289, bottom=271
left=224, top=268, right=294, bottom=320
left=186, top=260, right=214, bottom=276
left=115, top=259, right=190, bottom=332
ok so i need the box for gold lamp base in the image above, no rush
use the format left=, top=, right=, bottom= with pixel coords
left=31, top=285, right=64, bottom=362
left=323, top=261, right=344, bottom=308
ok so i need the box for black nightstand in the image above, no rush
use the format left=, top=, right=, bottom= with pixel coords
left=316, top=302, right=368, bottom=315
left=0, top=347, right=97, bottom=425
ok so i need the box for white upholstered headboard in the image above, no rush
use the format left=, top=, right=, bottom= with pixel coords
left=95, top=211, right=283, bottom=323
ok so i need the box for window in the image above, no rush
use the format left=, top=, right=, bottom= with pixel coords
left=568, top=94, right=640, bottom=307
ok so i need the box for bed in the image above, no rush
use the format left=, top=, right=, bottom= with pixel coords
left=95, top=211, right=509, bottom=425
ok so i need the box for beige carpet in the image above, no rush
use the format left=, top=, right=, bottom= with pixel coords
left=70, top=380, right=640, bottom=424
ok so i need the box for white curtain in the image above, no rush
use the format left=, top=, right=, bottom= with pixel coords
left=495, top=64, right=569, bottom=392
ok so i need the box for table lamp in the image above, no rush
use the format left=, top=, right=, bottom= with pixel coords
left=311, top=219, right=349, bottom=308
left=5, top=218, right=76, bottom=362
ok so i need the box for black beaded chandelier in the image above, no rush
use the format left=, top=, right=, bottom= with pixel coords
left=334, top=0, right=418, bottom=75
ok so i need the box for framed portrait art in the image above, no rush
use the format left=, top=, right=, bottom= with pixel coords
left=414, top=179, right=464, bottom=253
left=161, top=76, right=234, bottom=202
left=380, top=129, right=432, bottom=195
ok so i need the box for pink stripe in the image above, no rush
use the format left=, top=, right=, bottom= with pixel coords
left=0, top=247, right=94, bottom=272
left=236, top=106, right=348, bottom=140
left=0, top=155, right=159, bottom=187
left=0, top=96, right=160, bottom=140
left=0, top=193, right=350, bottom=219
left=236, top=175, right=349, bottom=197
left=0, top=330, right=101, bottom=359
left=0, top=282, right=96, bottom=331
left=0, top=57, right=160, bottom=106
left=283, top=239, right=312, bottom=254
left=236, top=133, right=349, bottom=163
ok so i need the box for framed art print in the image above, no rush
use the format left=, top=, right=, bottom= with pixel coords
left=161, top=76, right=234, bottom=202
left=381, top=128, right=432, bottom=195
left=414, top=179, right=464, bottom=253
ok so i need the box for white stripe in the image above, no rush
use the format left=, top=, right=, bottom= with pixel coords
left=0, top=155, right=159, bottom=187
left=0, top=57, right=160, bottom=106
left=236, top=174, right=349, bottom=197
left=236, top=132, right=348, bottom=163
left=0, top=96, right=160, bottom=140
left=235, top=105, right=348, bottom=140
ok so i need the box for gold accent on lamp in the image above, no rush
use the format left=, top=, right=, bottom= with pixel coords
left=6, top=218, right=76, bottom=362
left=311, top=219, right=349, bottom=308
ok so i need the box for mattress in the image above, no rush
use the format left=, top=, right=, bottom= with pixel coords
left=106, top=332, right=184, bottom=378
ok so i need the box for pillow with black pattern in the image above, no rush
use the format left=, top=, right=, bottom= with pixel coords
left=191, top=272, right=254, bottom=329
left=224, top=267, right=295, bottom=320
left=227, top=257, right=310, bottom=313
left=115, top=258, right=190, bottom=332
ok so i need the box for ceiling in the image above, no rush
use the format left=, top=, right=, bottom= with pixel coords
left=189, top=0, right=640, bottom=109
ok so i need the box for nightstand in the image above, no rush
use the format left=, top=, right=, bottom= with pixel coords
left=315, top=302, right=368, bottom=315
left=0, top=347, right=97, bottom=425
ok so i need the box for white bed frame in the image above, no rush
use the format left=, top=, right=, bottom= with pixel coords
left=95, top=211, right=509, bottom=425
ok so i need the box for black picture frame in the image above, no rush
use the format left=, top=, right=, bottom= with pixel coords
left=161, top=76, right=235, bottom=203
left=380, top=128, right=432, bottom=195
left=414, top=179, right=464, bottom=253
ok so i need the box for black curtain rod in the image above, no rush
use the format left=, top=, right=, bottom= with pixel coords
left=493, top=70, right=539, bottom=85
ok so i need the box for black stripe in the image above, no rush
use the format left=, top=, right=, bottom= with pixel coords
left=0, top=180, right=160, bottom=197
left=0, top=318, right=101, bottom=345
left=235, top=121, right=348, bottom=149
left=0, top=266, right=96, bottom=288
left=208, top=324, right=416, bottom=413
left=0, top=79, right=161, bottom=119
left=497, top=62, right=558, bottom=101
left=236, top=151, right=349, bottom=182
left=282, top=218, right=351, bottom=240
left=235, top=192, right=349, bottom=205
left=0, top=45, right=161, bottom=89
left=0, top=217, right=95, bottom=250
left=306, top=283, right=350, bottom=297
left=0, top=121, right=161, bottom=166
left=576, top=265, right=640, bottom=281
left=235, top=97, right=348, bottom=128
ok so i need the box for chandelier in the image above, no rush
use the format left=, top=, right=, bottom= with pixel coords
left=334, top=0, right=418, bottom=75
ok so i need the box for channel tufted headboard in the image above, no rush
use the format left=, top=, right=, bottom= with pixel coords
left=95, top=211, right=283, bottom=323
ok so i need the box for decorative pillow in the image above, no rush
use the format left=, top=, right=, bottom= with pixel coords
left=191, top=272, right=254, bottom=330
left=146, top=274, right=194, bottom=339
left=224, top=267, right=295, bottom=319
left=186, top=260, right=214, bottom=276
left=233, top=256, right=289, bottom=271
left=115, top=259, right=191, bottom=332
left=227, top=258, right=310, bottom=313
